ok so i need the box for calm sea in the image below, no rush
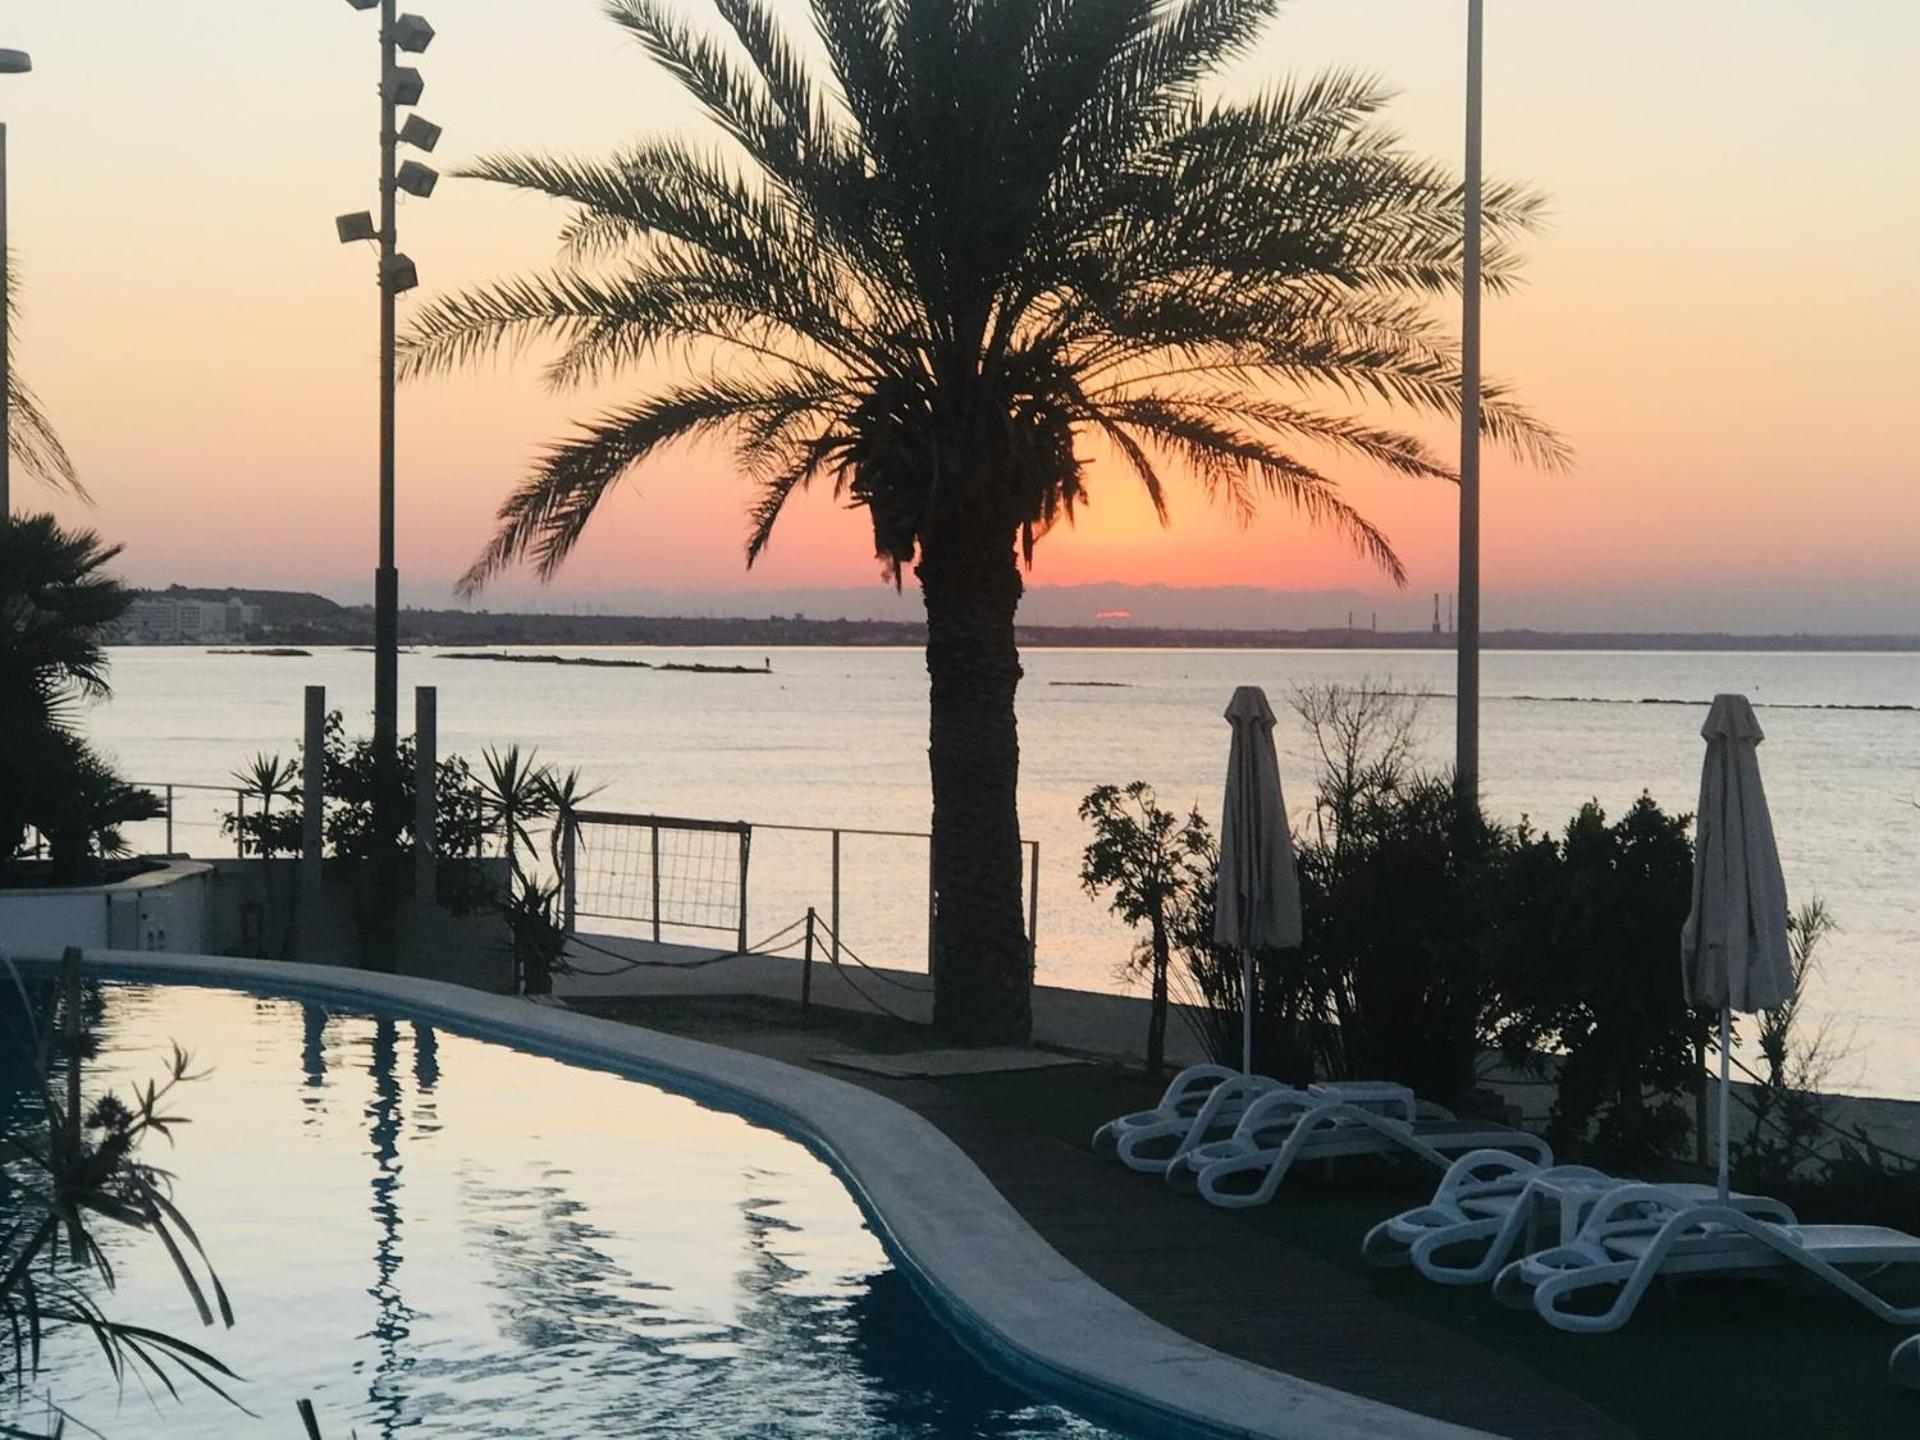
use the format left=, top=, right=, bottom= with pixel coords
left=84, top=645, right=1920, bottom=1097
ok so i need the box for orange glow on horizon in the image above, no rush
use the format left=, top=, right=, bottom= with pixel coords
left=5, top=0, right=1914, bottom=623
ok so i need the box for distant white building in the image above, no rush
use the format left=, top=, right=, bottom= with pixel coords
left=122, top=595, right=260, bottom=643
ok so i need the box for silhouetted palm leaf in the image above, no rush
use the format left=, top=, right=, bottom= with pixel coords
left=5, top=254, right=83, bottom=501
left=405, top=0, right=1565, bottom=592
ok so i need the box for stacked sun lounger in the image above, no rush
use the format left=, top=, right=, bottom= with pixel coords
left=1097, top=1074, right=1920, bottom=1387
left=1092, top=1064, right=1553, bottom=1202
left=1365, top=1149, right=1920, bottom=1382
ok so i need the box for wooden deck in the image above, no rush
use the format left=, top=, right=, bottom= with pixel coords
left=573, top=995, right=1632, bottom=1440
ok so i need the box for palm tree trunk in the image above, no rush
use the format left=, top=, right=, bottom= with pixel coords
left=916, top=517, right=1032, bottom=1044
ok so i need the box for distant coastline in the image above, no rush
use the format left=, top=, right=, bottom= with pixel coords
left=122, top=586, right=1919, bottom=653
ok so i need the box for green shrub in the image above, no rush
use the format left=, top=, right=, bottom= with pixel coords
left=1085, top=681, right=1711, bottom=1154
left=1499, top=796, right=1711, bottom=1165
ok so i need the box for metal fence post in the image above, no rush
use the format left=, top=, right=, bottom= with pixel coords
left=737, top=826, right=751, bottom=956
left=649, top=821, right=662, bottom=943
left=164, top=785, right=175, bottom=853
left=235, top=792, right=246, bottom=858
left=1027, top=840, right=1040, bottom=974
left=561, top=815, right=577, bottom=935
left=801, top=906, right=815, bottom=1013
left=830, top=829, right=842, bottom=965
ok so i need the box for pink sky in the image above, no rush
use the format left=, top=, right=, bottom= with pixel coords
left=9, top=1, right=1918, bottom=628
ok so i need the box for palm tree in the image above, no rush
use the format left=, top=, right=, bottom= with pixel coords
left=402, top=0, right=1566, bottom=1042
left=0, top=514, right=126, bottom=736
left=0, top=516, right=137, bottom=876
left=6, top=252, right=84, bottom=501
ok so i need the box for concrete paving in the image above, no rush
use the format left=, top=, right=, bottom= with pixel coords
left=554, top=929, right=1211, bottom=1067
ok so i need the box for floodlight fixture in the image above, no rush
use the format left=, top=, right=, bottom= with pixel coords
left=390, top=66, right=423, bottom=106
left=398, top=114, right=441, bottom=152
left=343, top=0, right=377, bottom=9
left=384, top=253, right=419, bottom=294
left=336, top=210, right=378, bottom=243
left=0, top=49, right=30, bottom=74
left=395, top=160, right=437, bottom=198
left=394, top=14, right=434, bottom=53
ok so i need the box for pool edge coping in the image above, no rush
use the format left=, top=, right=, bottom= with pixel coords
left=31, top=950, right=1505, bottom=1440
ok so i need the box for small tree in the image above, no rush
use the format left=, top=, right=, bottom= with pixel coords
left=1079, top=782, right=1211, bottom=1078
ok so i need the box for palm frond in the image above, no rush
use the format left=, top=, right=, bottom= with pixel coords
left=414, top=0, right=1567, bottom=595
left=457, top=375, right=844, bottom=595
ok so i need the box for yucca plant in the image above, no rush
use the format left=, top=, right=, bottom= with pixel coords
left=537, top=765, right=604, bottom=877
left=228, top=753, right=301, bottom=860
left=403, top=0, right=1565, bottom=1041
left=477, top=745, right=555, bottom=878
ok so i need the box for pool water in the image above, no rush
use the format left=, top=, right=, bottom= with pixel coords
left=0, top=979, right=1130, bottom=1439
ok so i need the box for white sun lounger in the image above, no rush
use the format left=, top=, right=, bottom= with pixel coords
left=1492, top=1187, right=1920, bottom=1333
left=1361, top=1149, right=1795, bottom=1287
left=1090, top=1064, right=1297, bottom=1174
left=1170, top=1086, right=1554, bottom=1208
left=1888, top=1334, right=1920, bottom=1388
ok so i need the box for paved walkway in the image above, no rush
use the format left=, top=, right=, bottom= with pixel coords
left=554, top=932, right=1217, bottom=1064
left=570, top=993, right=1632, bottom=1440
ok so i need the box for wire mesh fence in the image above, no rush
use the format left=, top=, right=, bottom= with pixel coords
left=107, top=784, right=1039, bottom=979
left=121, top=781, right=251, bottom=858
left=565, top=811, right=751, bottom=951
left=557, top=811, right=1038, bottom=976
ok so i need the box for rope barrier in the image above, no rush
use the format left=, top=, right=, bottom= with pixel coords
left=556, top=915, right=811, bottom=978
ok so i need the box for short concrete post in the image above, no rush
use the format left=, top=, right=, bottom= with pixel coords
left=300, top=685, right=326, bottom=957
left=414, top=686, right=437, bottom=919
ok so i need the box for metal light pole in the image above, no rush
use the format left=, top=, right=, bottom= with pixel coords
left=0, top=47, right=31, bottom=520
left=337, top=1, right=437, bottom=964
left=1454, top=0, right=1485, bottom=806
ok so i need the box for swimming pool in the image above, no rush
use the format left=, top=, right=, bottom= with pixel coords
left=1, top=975, right=1132, bottom=1439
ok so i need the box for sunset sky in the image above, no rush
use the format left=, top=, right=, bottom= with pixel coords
left=8, top=1, right=1916, bottom=630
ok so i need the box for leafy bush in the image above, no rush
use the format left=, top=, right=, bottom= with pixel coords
left=1085, top=680, right=1713, bottom=1151
left=220, top=710, right=488, bottom=863
left=1499, top=797, right=1713, bottom=1164
left=1299, top=773, right=1518, bottom=1108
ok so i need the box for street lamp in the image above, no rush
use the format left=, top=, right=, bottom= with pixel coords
left=0, top=46, right=31, bottom=519
left=336, top=0, right=439, bottom=964
left=1455, top=0, right=1485, bottom=806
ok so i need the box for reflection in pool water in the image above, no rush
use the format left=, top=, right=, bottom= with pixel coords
left=0, top=979, right=1128, bottom=1439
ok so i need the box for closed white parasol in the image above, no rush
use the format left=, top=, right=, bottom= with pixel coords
left=1681, top=693, right=1795, bottom=1201
left=1214, top=686, right=1303, bottom=1074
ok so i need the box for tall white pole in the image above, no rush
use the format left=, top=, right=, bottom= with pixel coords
left=1455, top=0, right=1485, bottom=806
left=1, top=120, right=11, bottom=519
left=1718, top=1005, right=1732, bottom=1202
left=1242, top=949, right=1254, bottom=1075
